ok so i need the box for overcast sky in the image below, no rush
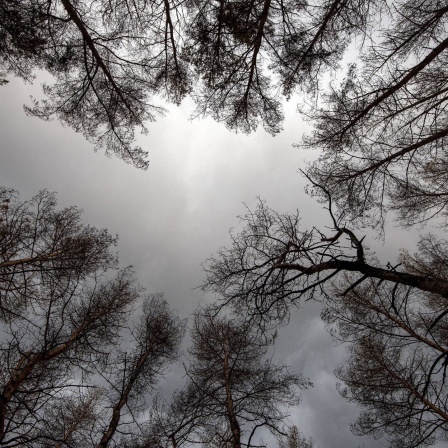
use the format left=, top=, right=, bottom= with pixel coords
left=0, top=73, right=429, bottom=448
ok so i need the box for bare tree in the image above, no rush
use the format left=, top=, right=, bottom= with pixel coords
left=34, top=389, right=105, bottom=448
left=203, top=193, right=448, bottom=329
left=153, top=311, right=310, bottom=448
left=0, top=187, right=116, bottom=318
left=147, top=383, right=213, bottom=448
left=0, top=188, right=184, bottom=447
left=202, top=186, right=448, bottom=446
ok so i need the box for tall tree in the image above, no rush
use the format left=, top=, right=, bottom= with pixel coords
left=184, top=0, right=378, bottom=134
left=1, top=0, right=385, bottom=165
left=323, top=273, right=448, bottom=447
left=0, top=187, right=116, bottom=318
left=152, top=311, right=310, bottom=448
left=202, top=189, right=448, bottom=446
left=203, top=193, right=448, bottom=327
left=96, top=294, right=185, bottom=448
left=1, top=0, right=190, bottom=168
left=0, top=264, right=139, bottom=446
left=0, top=188, right=184, bottom=447
left=303, top=0, right=448, bottom=229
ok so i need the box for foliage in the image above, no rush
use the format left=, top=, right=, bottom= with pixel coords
left=1, top=0, right=385, bottom=167
left=149, top=311, right=310, bottom=448
left=203, top=184, right=448, bottom=446
left=0, top=188, right=184, bottom=447
left=278, top=426, right=315, bottom=448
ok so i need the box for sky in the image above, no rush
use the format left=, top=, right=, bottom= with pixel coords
left=0, top=73, right=427, bottom=448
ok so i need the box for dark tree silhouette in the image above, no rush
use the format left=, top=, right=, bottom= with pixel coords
left=0, top=266, right=139, bottom=446
left=1, top=0, right=386, bottom=166
left=184, top=0, right=378, bottom=134
left=0, top=187, right=116, bottom=319
left=151, top=311, right=310, bottom=448
left=96, top=294, right=185, bottom=448
left=324, top=274, right=448, bottom=447
left=303, top=0, right=448, bottom=229
left=202, top=184, right=448, bottom=446
left=1, top=0, right=191, bottom=168
left=203, top=193, right=448, bottom=327
left=0, top=188, right=184, bottom=447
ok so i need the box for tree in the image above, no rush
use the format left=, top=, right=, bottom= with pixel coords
left=35, top=389, right=105, bottom=448
left=303, top=0, right=448, bottom=229
left=202, top=186, right=448, bottom=446
left=147, top=383, right=213, bottom=448
left=152, top=311, right=310, bottom=448
left=0, top=188, right=184, bottom=447
left=323, top=274, right=448, bottom=447
left=1, top=0, right=384, bottom=166
left=1, top=0, right=190, bottom=168
left=203, top=191, right=448, bottom=326
left=96, top=294, right=185, bottom=448
left=0, top=187, right=116, bottom=318
left=184, top=0, right=378, bottom=134
left=278, top=426, right=315, bottom=448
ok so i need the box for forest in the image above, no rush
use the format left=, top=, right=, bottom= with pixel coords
left=1, top=0, right=448, bottom=446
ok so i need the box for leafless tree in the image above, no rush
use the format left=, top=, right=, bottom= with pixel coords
left=0, top=187, right=116, bottom=319
left=0, top=188, right=185, bottom=447
left=152, top=311, right=310, bottom=448
left=203, top=182, right=448, bottom=446
left=147, top=383, right=213, bottom=448
left=203, top=192, right=448, bottom=329
left=33, top=389, right=105, bottom=448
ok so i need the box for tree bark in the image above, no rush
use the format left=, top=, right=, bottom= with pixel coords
left=223, top=352, right=241, bottom=448
left=274, top=259, right=448, bottom=298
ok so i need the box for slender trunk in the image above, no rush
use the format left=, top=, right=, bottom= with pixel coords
left=223, top=352, right=241, bottom=448
left=0, top=304, right=110, bottom=442
left=0, top=353, right=41, bottom=441
left=96, top=343, right=154, bottom=448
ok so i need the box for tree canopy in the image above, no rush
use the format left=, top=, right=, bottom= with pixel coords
left=0, top=188, right=185, bottom=447
left=0, top=0, right=411, bottom=168
left=148, top=311, right=310, bottom=448
left=4, top=0, right=448, bottom=445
